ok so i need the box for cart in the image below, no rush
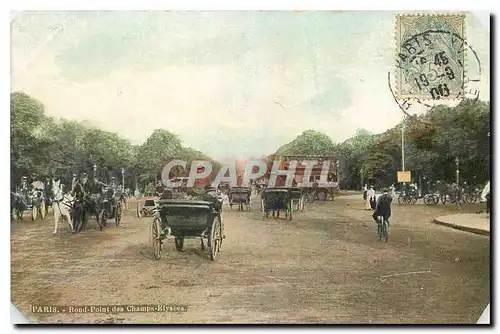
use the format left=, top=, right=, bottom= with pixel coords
left=261, top=188, right=292, bottom=221
left=97, top=190, right=116, bottom=227
left=12, top=188, right=46, bottom=221
left=136, top=197, right=158, bottom=218
left=151, top=199, right=224, bottom=261
left=228, top=187, right=251, bottom=211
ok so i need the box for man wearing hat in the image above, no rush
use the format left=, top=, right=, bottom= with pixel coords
left=372, top=188, right=393, bottom=227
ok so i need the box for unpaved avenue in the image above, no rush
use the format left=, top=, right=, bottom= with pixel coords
left=11, top=196, right=490, bottom=324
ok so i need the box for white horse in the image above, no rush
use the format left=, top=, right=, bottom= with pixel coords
left=51, top=178, right=74, bottom=234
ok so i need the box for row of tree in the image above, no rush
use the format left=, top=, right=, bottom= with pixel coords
left=10, top=92, right=220, bottom=190
left=11, top=91, right=490, bottom=191
left=275, top=99, right=490, bottom=189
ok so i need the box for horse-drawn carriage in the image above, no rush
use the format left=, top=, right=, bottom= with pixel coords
left=137, top=197, right=158, bottom=218
left=261, top=188, right=293, bottom=221
left=97, top=187, right=123, bottom=227
left=151, top=198, right=224, bottom=261
left=228, top=187, right=251, bottom=211
left=70, top=184, right=122, bottom=233
left=11, top=183, right=46, bottom=221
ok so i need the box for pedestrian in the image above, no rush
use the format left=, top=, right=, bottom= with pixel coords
left=370, top=186, right=377, bottom=210
left=365, top=185, right=374, bottom=210
left=390, top=184, right=397, bottom=198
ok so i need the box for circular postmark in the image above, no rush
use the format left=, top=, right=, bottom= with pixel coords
left=390, top=28, right=482, bottom=120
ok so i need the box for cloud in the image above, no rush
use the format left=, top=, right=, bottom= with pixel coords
left=11, top=11, right=490, bottom=160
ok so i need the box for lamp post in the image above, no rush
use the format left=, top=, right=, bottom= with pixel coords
left=121, top=168, right=125, bottom=191
left=93, top=164, right=97, bottom=181
left=455, top=157, right=460, bottom=185
left=335, top=160, right=340, bottom=182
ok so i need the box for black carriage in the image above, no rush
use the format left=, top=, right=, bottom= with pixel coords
left=261, top=188, right=292, bottom=220
left=228, top=187, right=251, bottom=211
left=96, top=188, right=119, bottom=227
left=151, top=199, right=224, bottom=261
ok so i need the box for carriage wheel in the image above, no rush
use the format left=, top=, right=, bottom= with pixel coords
left=175, top=237, right=184, bottom=251
left=136, top=205, right=142, bottom=218
left=209, top=216, right=222, bottom=261
left=115, top=202, right=122, bottom=226
left=152, top=217, right=163, bottom=260
left=31, top=206, right=37, bottom=221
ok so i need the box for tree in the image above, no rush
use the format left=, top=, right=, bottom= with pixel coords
left=10, top=92, right=221, bottom=190
left=276, top=130, right=336, bottom=156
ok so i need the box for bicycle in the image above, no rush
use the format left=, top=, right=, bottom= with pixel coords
left=423, top=193, right=440, bottom=205
left=377, top=215, right=389, bottom=242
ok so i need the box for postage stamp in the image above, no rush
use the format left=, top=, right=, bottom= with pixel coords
left=395, top=13, right=466, bottom=100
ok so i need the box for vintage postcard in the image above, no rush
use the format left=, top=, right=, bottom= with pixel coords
left=10, top=10, right=490, bottom=324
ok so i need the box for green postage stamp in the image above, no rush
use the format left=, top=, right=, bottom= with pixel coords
left=395, top=13, right=466, bottom=100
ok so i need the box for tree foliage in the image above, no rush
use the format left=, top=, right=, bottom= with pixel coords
left=338, top=99, right=490, bottom=188
left=274, top=99, right=490, bottom=189
left=276, top=130, right=336, bottom=156
left=10, top=92, right=219, bottom=189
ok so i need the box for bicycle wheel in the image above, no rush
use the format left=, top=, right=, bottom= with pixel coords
left=381, top=220, right=388, bottom=242
left=411, top=196, right=418, bottom=204
left=464, top=193, right=476, bottom=204
left=424, top=195, right=432, bottom=205
left=432, top=195, right=439, bottom=205
left=440, top=194, right=447, bottom=205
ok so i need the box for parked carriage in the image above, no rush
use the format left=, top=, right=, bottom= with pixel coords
left=228, top=187, right=251, bottom=211
left=151, top=199, right=224, bottom=261
left=261, top=188, right=293, bottom=220
left=137, top=197, right=158, bottom=218
left=11, top=187, right=46, bottom=221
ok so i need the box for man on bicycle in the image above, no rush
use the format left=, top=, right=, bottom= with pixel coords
left=372, top=188, right=393, bottom=226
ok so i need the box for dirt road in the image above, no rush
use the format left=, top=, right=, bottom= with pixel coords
left=11, top=195, right=490, bottom=324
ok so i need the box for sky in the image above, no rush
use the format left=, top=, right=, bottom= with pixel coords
left=10, top=11, right=490, bottom=162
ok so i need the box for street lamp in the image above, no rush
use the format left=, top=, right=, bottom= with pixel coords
left=93, top=164, right=97, bottom=181
left=335, top=160, right=340, bottom=182
left=455, top=157, right=460, bottom=185
left=121, top=168, right=125, bottom=191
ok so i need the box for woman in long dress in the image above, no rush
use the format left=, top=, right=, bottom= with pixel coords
left=365, top=186, right=374, bottom=210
